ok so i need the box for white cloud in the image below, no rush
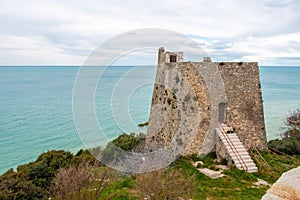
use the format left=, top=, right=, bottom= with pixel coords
left=0, top=35, right=85, bottom=65
left=0, top=0, right=299, bottom=65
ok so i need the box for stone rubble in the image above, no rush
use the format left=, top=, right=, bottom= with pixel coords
left=198, top=168, right=226, bottom=179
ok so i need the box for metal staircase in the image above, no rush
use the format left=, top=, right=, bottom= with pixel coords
left=217, top=123, right=258, bottom=173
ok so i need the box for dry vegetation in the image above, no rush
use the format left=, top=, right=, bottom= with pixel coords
left=135, top=168, right=196, bottom=200
left=51, top=164, right=116, bottom=200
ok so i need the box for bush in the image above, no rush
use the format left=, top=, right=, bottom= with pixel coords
left=51, top=164, right=115, bottom=200
left=268, top=138, right=300, bottom=155
left=111, top=133, right=141, bottom=151
left=101, top=133, right=143, bottom=164
left=282, top=108, right=300, bottom=139
left=0, top=149, right=101, bottom=199
left=0, top=171, right=48, bottom=199
left=135, top=168, right=196, bottom=199
left=72, top=149, right=100, bottom=166
left=268, top=108, right=300, bottom=155
left=19, top=150, right=74, bottom=189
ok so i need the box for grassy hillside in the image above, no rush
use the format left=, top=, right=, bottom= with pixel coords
left=1, top=133, right=300, bottom=200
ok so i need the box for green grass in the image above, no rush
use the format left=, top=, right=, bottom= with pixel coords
left=253, top=150, right=300, bottom=183
left=101, top=176, right=138, bottom=200
left=109, top=150, right=300, bottom=200
left=172, top=158, right=268, bottom=200
left=59, top=150, right=300, bottom=200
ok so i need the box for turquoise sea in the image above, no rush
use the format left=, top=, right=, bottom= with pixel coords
left=0, top=66, right=299, bottom=174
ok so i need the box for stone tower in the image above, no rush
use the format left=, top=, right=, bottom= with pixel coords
left=146, top=47, right=267, bottom=157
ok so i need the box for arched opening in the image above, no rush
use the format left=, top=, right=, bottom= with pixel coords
left=219, top=102, right=226, bottom=123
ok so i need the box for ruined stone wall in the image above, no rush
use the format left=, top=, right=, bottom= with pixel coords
left=146, top=60, right=211, bottom=155
left=217, top=62, right=267, bottom=150
left=146, top=48, right=267, bottom=156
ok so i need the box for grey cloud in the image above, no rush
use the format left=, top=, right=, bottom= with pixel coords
left=0, top=0, right=300, bottom=65
left=264, top=0, right=292, bottom=8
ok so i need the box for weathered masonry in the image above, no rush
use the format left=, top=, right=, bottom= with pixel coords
left=146, top=47, right=267, bottom=172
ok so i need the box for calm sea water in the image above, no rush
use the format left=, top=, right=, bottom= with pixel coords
left=260, top=67, right=300, bottom=139
left=0, top=66, right=299, bottom=174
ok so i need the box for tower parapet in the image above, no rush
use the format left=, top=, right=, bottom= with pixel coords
left=203, top=57, right=212, bottom=62
left=158, top=47, right=183, bottom=63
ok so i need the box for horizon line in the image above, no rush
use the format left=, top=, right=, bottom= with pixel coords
left=0, top=65, right=300, bottom=67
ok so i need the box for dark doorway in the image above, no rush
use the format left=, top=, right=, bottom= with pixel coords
left=170, top=55, right=177, bottom=62
left=219, top=102, right=226, bottom=123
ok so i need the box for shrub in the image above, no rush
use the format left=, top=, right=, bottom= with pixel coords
left=0, top=171, right=48, bottom=199
left=268, top=138, right=300, bottom=155
left=137, top=121, right=148, bottom=127
left=16, top=150, right=74, bottom=190
left=0, top=149, right=108, bottom=199
left=282, top=108, right=300, bottom=139
left=268, top=108, right=300, bottom=155
left=72, top=149, right=100, bottom=166
left=112, top=133, right=141, bottom=151
left=187, top=153, right=200, bottom=162
left=51, top=164, right=116, bottom=200
left=101, top=133, right=143, bottom=164
left=135, top=168, right=196, bottom=200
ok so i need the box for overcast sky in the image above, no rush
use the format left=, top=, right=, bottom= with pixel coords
left=1, top=0, right=300, bottom=66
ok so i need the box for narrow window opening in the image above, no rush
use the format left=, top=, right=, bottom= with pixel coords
left=170, top=55, right=177, bottom=62
left=219, top=102, right=226, bottom=123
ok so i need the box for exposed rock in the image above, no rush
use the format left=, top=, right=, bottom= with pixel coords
left=192, top=161, right=204, bottom=167
left=214, top=165, right=229, bottom=171
left=262, top=166, right=300, bottom=200
left=198, top=168, right=225, bottom=179
left=252, top=178, right=270, bottom=188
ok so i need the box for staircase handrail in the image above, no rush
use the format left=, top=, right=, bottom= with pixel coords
left=252, top=146, right=271, bottom=169
left=218, top=123, right=248, bottom=171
